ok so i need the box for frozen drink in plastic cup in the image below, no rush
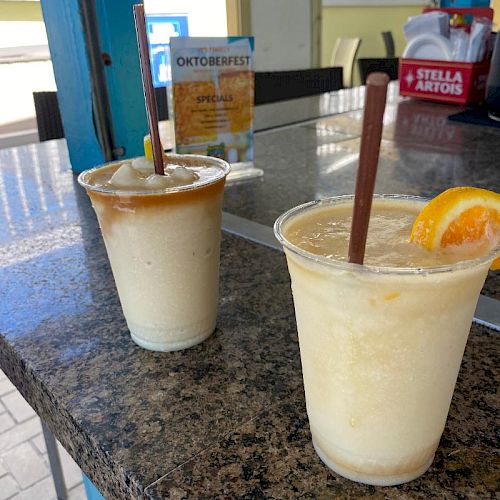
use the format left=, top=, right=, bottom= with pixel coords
left=274, top=195, right=498, bottom=486
left=78, top=154, right=230, bottom=352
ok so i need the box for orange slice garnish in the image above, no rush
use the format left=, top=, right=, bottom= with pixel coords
left=410, top=187, right=500, bottom=270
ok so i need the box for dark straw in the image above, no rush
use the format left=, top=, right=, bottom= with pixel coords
left=348, top=72, right=390, bottom=264
left=133, top=4, right=164, bottom=175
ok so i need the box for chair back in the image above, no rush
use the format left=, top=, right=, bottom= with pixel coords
left=357, top=57, right=399, bottom=85
left=382, top=31, right=396, bottom=58
left=33, top=89, right=169, bottom=143
left=33, top=91, right=64, bottom=141
left=330, top=37, right=361, bottom=88
left=254, top=67, right=343, bottom=105
left=154, top=87, right=169, bottom=121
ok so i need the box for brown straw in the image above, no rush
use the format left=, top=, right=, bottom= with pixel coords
left=348, top=72, right=390, bottom=264
left=133, top=4, right=164, bottom=175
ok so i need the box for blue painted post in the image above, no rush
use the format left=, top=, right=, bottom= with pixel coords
left=82, top=474, right=105, bottom=500
left=40, top=0, right=104, bottom=173
left=94, top=0, right=149, bottom=160
left=40, top=0, right=149, bottom=172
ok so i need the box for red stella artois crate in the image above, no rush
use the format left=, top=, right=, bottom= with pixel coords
left=399, top=58, right=490, bottom=105
left=399, top=6, right=493, bottom=105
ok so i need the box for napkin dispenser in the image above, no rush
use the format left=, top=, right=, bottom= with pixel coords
left=399, top=7, right=493, bottom=105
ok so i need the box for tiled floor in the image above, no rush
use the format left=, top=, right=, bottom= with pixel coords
left=0, top=370, right=86, bottom=500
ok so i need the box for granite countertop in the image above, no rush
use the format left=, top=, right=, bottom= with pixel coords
left=233, top=90, right=500, bottom=228
left=232, top=83, right=500, bottom=301
left=0, top=88, right=499, bottom=498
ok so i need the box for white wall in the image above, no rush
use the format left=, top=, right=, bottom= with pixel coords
left=0, top=21, right=48, bottom=48
left=144, top=0, right=228, bottom=36
left=145, top=0, right=314, bottom=71
left=250, top=0, right=312, bottom=71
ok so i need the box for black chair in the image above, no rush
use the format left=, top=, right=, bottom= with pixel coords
left=254, top=67, right=343, bottom=105
left=357, top=58, right=399, bottom=85
left=382, top=31, right=396, bottom=58
left=33, top=91, right=64, bottom=141
left=154, top=86, right=169, bottom=121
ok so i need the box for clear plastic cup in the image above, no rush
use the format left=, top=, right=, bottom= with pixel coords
left=78, top=154, right=230, bottom=352
left=274, top=195, right=497, bottom=486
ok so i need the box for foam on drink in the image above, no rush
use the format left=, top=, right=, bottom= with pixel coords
left=89, top=157, right=220, bottom=190
left=285, top=197, right=492, bottom=268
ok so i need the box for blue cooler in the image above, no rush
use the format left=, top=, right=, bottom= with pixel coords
left=440, top=0, right=491, bottom=6
left=82, top=474, right=105, bottom=500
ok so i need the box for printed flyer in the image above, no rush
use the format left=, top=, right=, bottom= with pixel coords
left=169, top=37, right=254, bottom=163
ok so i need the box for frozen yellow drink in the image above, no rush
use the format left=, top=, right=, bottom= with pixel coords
left=78, top=154, right=230, bottom=352
left=274, top=195, right=498, bottom=486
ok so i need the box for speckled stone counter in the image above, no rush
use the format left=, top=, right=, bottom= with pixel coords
left=0, top=88, right=499, bottom=499
left=232, top=91, right=500, bottom=228
left=236, top=87, right=500, bottom=301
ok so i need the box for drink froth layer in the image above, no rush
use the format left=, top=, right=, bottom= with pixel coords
left=282, top=197, right=495, bottom=268
left=80, top=156, right=228, bottom=237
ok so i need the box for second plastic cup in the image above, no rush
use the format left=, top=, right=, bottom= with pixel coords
left=274, top=195, right=495, bottom=486
left=78, top=154, right=230, bottom=352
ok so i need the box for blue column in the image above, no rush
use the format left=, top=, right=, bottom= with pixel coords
left=94, top=0, right=148, bottom=159
left=40, top=0, right=148, bottom=172
left=82, top=474, right=105, bottom=500
left=40, top=0, right=104, bottom=172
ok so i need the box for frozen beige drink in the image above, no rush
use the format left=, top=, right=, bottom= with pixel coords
left=274, top=195, right=498, bottom=486
left=78, top=154, right=230, bottom=352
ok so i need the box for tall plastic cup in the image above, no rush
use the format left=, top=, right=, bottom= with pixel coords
left=78, top=154, right=230, bottom=352
left=274, top=195, right=497, bottom=486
